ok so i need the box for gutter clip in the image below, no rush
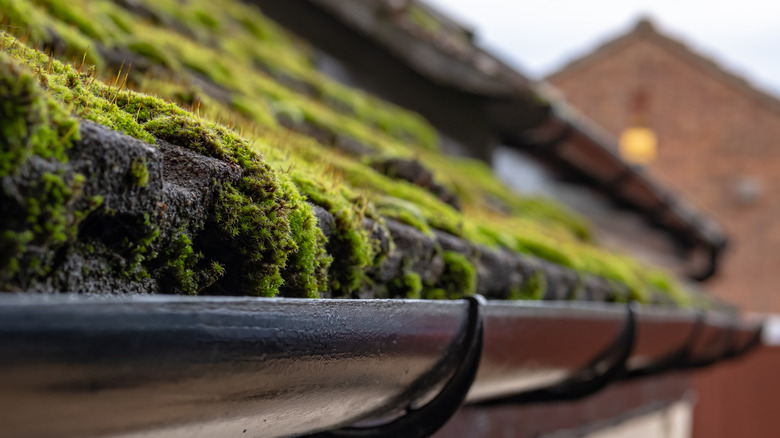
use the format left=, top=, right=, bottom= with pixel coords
left=683, top=319, right=736, bottom=369
left=474, top=303, right=636, bottom=406
left=725, top=325, right=763, bottom=360
left=305, top=295, right=485, bottom=438
left=626, top=312, right=705, bottom=380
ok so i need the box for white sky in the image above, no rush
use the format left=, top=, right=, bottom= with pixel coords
left=425, top=0, right=780, bottom=96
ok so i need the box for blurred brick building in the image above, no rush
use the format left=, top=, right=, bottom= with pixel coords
left=548, top=18, right=780, bottom=437
left=548, top=18, right=780, bottom=313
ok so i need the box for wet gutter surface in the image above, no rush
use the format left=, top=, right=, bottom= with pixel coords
left=0, top=294, right=762, bottom=437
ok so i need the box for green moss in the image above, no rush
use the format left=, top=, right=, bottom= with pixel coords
left=144, top=115, right=297, bottom=296
left=123, top=223, right=160, bottom=280
left=516, top=237, right=576, bottom=269
left=576, top=251, right=649, bottom=303
left=2, top=30, right=335, bottom=298
left=436, top=251, right=477, bottom=299
left=129, top=157, right=149, bottom=187
left=142, top=114, right=323, bottom=297
left=0, top=51, right=77, bottom=177
left=276, top=176, right=331, bottom=298
left=293, top=175, right=379, bottom=295
left=128, top=40, right=177, bottom=69
left=428, top=156, right=592, bottom=241
left=230, top=94, right=278, bottom=129
left=158, top=230, right=197, bottom=294
left=405, top=5, right=470, bottom=52
left=391, top=271, right=423, bottom=299
left=606, top=281, right=631, bottom=303
left=0, top=49, right=90, bottom=287
left=645, top=270, right=691, bottom=307
left=193, top=10, right=219, bottom=31
left=422, top=287, right=447, bottom=300
left=0, top=40, right=151, bottom=143
left=31, top=0, right=101, bottom=40
left=340, top=158, right=463, bottom=236
left=1, top=0, right=438, bottom=151
left=0, top=0, right=106, bottom=69
left=407, top=5, right=442, bottom=34
left=104, top=9, right=133, bottom=35
left=374, top=196, right=434, bottom=237
left=510, top=270, right=547, bottom=301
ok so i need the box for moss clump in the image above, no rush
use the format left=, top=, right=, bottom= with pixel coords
left=2, top=31, right=330, bottom=298
left=127, top=40, right=176, bottom=68
left=374, top=196, right=433, bottom=237
left=0, top=49, right=77, bottom=177
left=390, top=271, right=423, bottom=299
left=422, top=287, right=447, bottom=300
left=268, top=169, right=333, bottom=298
left=510, top=270, right=547, bottom=301
left=645, top=270, right=691, bottom=307
left=0, top=50, right=95, bottom=288
left=515, top=237, right=576, bottom=269
left=144, top=115, right=310, bottom=297
left=1, top=0, right=440, bottom=152
left=293, top=175, right=379, bottom=295
left=31, top=0, right=101, bottom=40
left=435, top=251, right=477, bottom=299
left=129, top=157, right=149, bottom=187
left=428, top=157, right=592, bottom=241
left=145, top=115, right=329, bottom=297
left=118, top=214, right=160, bottom=280
left=157, top=230, right=198, bottom=294
left=1, top=172, right=89, bottom=283
left=209, top=180, right=292, bottom=295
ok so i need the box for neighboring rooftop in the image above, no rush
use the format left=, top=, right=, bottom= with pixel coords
left=549, top=17, right=780, bottom=117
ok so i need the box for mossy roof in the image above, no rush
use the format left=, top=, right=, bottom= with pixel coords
left=0, top=0, right=703, bottom=307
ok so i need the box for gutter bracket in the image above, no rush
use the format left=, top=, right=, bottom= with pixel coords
left=474, top=303, right=636, bottom=406
left=725, top=324, right=764, bottom=360
left=692, top=240, right=727, bottom=282
left=625, top=311, right=705, bottom=379
left=305, top=295, right=485, bottom=438
left=683, top=317, right=737, bottom=369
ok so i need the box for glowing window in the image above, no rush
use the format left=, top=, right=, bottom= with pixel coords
left=619, top=126, right=657, bottom=165
left=620, top=88, right=657, bottom=166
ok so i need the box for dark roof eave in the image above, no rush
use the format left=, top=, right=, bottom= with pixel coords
left=495, top=87, right=728, bottom=270
left=307, top=0, right=533, bottom=97
left=549, top=100, right=728, bottom=249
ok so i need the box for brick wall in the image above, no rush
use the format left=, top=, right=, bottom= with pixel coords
left=692, top=346, right=780, bottom=438
left=549, top=34, right=780, bottom=312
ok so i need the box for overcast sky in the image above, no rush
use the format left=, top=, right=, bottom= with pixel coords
left=425, top=0, right=780, bottom=96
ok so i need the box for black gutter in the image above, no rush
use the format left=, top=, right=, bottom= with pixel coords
left=0, top=295, right=469, bottom=438
left=0, top=295, right=762, bottom=438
